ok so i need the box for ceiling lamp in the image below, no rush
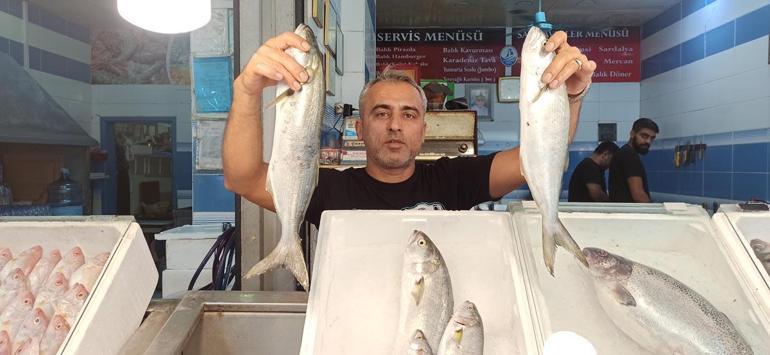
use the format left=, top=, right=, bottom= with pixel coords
left=118, top=0, right=211, bottom=34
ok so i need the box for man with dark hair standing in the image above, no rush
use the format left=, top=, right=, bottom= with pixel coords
left=609, top=118, right=659, bottom=202
left=568, top=141, right=619, bottom=202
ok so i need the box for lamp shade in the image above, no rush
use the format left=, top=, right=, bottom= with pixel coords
left=118, top=0, right=211, bottom=34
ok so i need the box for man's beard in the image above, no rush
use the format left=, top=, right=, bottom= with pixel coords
left=634, top=143, right=650, bottom=155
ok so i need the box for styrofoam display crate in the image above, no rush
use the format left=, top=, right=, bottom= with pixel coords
left=509, top=201, right=770, bottom=354
left=0, top=216, right=157, bottom=355
left=300, top=210, right=534, bottom=354
left=713, top=204, right=770, bottom=291
left=155, top=224, right=222, bottom=298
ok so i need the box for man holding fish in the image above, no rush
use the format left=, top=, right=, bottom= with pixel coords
left=223, top=26, right=596, bottom=284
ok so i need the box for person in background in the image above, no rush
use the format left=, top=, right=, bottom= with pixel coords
left=568, top=141, right=619, bottom=202
left=422, top=81, right=451, bottom=110
left=609, top=118, right=659, bottom=203
left=470, top=94, right=489, bottom=116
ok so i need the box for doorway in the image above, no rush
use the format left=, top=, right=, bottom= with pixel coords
left=100, top=117, right=176, bottom=219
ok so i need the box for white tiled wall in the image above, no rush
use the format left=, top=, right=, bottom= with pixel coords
left=337, top=0, right=369, bottom=106
left=640, top=1, right=770, bottom=140
left=0, top=6, right=94, bottom=137
left=476, top=82, right=641, bottom=145
left=0, top=11, right=23, bottom=41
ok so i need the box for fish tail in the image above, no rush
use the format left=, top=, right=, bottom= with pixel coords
left=543, top=218, right=588, bottom=276
left=542, top=220, right=557, bottom=276
left=243, top=234, right=310, bottom=291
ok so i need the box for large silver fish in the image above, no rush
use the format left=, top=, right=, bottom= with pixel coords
left=437, top=300, right=484, bottom=355
left=584, top=247, right=753, bottom=354
left=396, top=230, right=454, bottom=352
left=243, top=24, right=325, bottom=291
left=519, top=26, right=587, bottom=275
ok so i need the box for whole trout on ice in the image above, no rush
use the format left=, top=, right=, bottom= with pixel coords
left=437, top=300, right=484, bottom=355
left=584, top=247, right=753, bottom=354
left=519, top=26, right=587, bottom=275
left=243, top=24, right=324, bottom=291
left=396, top=230, right=453, bottom=352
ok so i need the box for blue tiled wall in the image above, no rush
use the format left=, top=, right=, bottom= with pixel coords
left=0, top=36, right=23, bottom=66
left=28, top=46, right=91, bottom=83
left=0, top=0, right=23, bottom=18
left=193, top=174, right=234, bottom=212
left=27, top=3, right=90, bottom=44
left=2, top=2, right=92, bottom=82
left=174, top=151, right=193, bottom=190
left=641, top=4, right=770, bottom=80
left=642, top=129, right=770, bottom=201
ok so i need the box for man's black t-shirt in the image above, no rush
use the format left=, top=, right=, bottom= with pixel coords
left=304, top=153, right=498, bottom=227
left=568, top=158, right=605, bottom=202
left=609, top=144, right=649, bottom=202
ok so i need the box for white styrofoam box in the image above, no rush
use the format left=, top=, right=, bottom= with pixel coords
left=713, top=204, right=770, bottom=292
left=162, top=269, right=212, bottom=299
left=509, top=202, right=770, bottom=354
left=301, top=210, right=534, bottom=354
left=0, top=217, right=157, bottom=355
left=156, top=224, right=222, bottom=269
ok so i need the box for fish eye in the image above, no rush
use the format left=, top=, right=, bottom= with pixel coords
left=418, top=239, right=426, bottom=247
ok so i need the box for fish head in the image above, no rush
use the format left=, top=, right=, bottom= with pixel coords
left=0, top=248, right=12, bottom=262
left=51, top=315, right=71, bottom=334
left=408, top=329, right=431, bottom=354
left=405, top=230, right=442, bottom=265
left=3, top=268, right=26, bottom=287
left=68, top=283, right=89, bottom=303
left=522, top=26, right=549, bottom=57
left=521, top=26, right=554, bottom=100
left=47, top=272, right=69, bottom=291
left=20, top=245, right=43, bottom=258
left=290, top=24, right=321, bottom=73
left=0, top=331, right=9, bottom=351
left=750, top=239, right=769, bottom=254
left=26, top=308, right=49, bottom=331
left=452, top=300, right=482, bottom=328
left=13, top=336, right=39, bottom=355
left=93, top=252, right=110, bottom=267
left=583, top=247, right=633, bottom=282
left=18, top=289, right=35, bottom=309
left=49, top=249, right=62, bottom=260
left=65, top=247, right=85, bottom=264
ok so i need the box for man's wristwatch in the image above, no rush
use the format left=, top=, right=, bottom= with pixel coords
left=568, top=82, right=591, bottom=104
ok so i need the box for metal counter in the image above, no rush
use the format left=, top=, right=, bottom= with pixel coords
left=122, top=291, right=308, bottom=355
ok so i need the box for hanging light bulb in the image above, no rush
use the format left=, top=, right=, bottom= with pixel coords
left=118, top=0, right=211, bottom=34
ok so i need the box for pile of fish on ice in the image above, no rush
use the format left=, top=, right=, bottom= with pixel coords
left=397, top=230, right=483, bottom=355
left=0, top=246, right=109, bottom=354
left=520, top=25, right=754, bottom=354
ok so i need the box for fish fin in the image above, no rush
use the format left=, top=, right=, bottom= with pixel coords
left=532, top=84, right=548, bottom=103
left=611, top=284, right=636, bottom=307
left=263, top=86, right=295, bottom=110
left=453, top=326, right=464, bottom=345
left=543, top=218, right=588, bottom=276
left=243, top=234, right=310, bottom=291
left=411, top=276, right=425, bottom=306
left=542, top=220, right=557, bottom=276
